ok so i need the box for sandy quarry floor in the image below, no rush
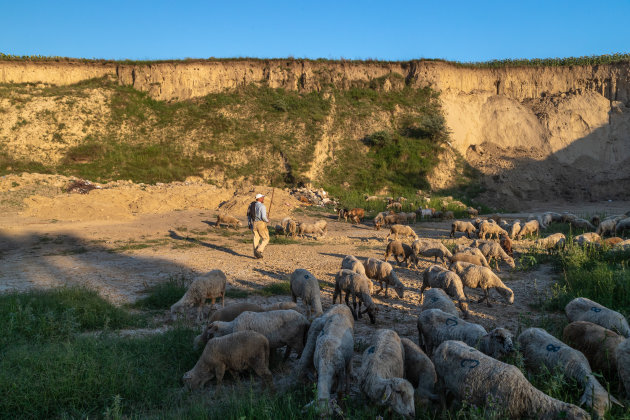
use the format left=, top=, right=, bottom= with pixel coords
left=2, top=175, right=629, bottom=398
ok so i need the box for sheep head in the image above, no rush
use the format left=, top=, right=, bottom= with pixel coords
left=483, top=328, right=514, bottom=358
left=381, top=378, right=415, bottom=419
left=182, top=368, right=212, bottom=390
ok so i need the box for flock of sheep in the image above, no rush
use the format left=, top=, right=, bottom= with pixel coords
left=169, top=206, right=630, bottom=418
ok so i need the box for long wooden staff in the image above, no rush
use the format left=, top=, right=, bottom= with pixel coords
left=267, top=188, right=275, bottom=220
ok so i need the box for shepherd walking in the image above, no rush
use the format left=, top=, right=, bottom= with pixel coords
left=247, top=193, right=269, bottom=259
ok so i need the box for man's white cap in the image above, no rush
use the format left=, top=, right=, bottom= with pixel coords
left=255, top=193, right=265, bottom=199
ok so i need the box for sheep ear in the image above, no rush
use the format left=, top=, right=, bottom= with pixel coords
left=381, top=385, right=392, bottom=403
left=183, top=371, right=193, bottom=380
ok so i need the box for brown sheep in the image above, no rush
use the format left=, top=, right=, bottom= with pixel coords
left=384, top=240, right=418, bottom=267
left=386, top=224, right=418, bottom=241
left=215, top=213, right=242, bottom=229
left=500, top=235, right=513, bottom=257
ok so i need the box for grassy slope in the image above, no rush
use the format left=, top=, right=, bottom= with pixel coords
left=0, top=74, right=469, bottom=202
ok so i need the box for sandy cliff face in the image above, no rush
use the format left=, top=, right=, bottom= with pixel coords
left=2, top=59, right=630, bottom=205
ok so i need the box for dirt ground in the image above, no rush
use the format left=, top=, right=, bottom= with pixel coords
left=2, top=176, right=629, bottom=398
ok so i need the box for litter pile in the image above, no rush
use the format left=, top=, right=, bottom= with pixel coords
left=289, top=187, right=337, bottom=207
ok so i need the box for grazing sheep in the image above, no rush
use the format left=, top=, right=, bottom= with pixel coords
left=418, top=208, right=434, bottom=219
left=313, top=219, right=328, bottom=233
left=535, top=233, right=566, bottom=253
left=364, top=258, right=405, bottom=298
left=574, top=232, right=602, bottom=247
left=617, top=339, right=630, bottom=397
left=307, top=305, right=355, bottom=415
left=344, top=208, right=365, bottom=224
left=565, top=297, right=630, bottom=337
left=420, top=265, right=469, bottom=317
left=333, top=269, right=377, bottom=324
left=450, top=221, right=477, bottom=238
left=615, top=217, right=630, bottom=236
left=604, top=237, right=624, bottom=246
left=545, top=211, right=563, bottom=223
left=215, top=213, right=242, bottom=229
left=382, top=214, right=400, bottom=227
left=297, top=222, right=325, bottom=238
left=516, top=220, right=540, bottom=239
left=286, top=219, right=298, bottom=237
left=450, top=261, right=514, bottom=306
left=476, top=241, right=515, bottom=271
left=519, top=327, right=620, bottom=418
left=563, top=321, right=625, bottom=379
left=561, top=212, right=579, bottom=223
left=596, top=219, right=617, bottom=237
left=290, top=269, right=324, bottom=318
left=509, top=221, right=522, bottom=239
left=421, top=287, right=459, bottom=317
left=359, top=329, right=415, bottom=418
left=500, top=234, right=513, bottom=256
left=570, top=218, right=596, bottom=231
left=384, top=240, right=417, bottom=267
left=386, top=224, right=418, bottom=241
left=183, top=331, right=272, bottom=390
left=432, top=340, right=590, bottom=419
left=414, top=240, right=453, bottom=266
left=449, top=251, right=491, bottom=268
left=443, top=211, right=454, bottom=220
left=341, top=254, right=366, bottom=276
left=479, top=221, right=509, bottom=240
left=171, top=270, right=227, bottom=321
left=615, top=239, right=630, bottom=249
left=201, top=309, right=309, bottom=359
left=387, top=201, right=403, bottom=211
left=466, top=207, right=479, bottom=217
left=400, top=337, right=437, bottom=405
left=194, top=302, right=265, bottom=349
left=417, top=309, right=514, bottom=358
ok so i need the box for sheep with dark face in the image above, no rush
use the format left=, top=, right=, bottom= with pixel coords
left=384, top=240, right=418, bottom=267
left=359, top=329, right=415, bottom=418
left=333, top=269, right=377, bottom=324
left=432, top=340, right=590, bottom=419
left=475, top=241, right=515, bottom=271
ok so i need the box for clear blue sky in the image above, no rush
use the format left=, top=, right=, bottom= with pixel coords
left=2, top=1, right=628, bottom=62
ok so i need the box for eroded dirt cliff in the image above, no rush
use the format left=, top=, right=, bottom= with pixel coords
left=2, top=59, right=629, bottom=207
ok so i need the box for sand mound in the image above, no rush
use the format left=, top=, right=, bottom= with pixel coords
left=16, top=175, right=303, bottom=221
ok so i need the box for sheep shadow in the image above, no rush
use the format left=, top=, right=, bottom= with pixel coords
left=252, top=267, right=289, bottom=281
left=167, top=230, right=251, bottom=258
left=348, top=236, right=382, bottom=242
left=319, top=252, right=350, bottom=259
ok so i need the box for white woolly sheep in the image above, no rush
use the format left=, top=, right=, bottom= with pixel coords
left=399, top=337, right=437, bottom=405
left=183, top=330, right=272, bottom=390
left=479, top=221, right=509, bottom=240
left=262, top=301, right=298, bottom=311
left=565, top=297, right=630, bottom=337
left=202, top=309, right=309, bottom=360
left=432, top=340, right=589, bottom=419
left=561, top=212, right=579, bottom=223
left=384, top=240, right=418, bottom=267
left=450, top=261, right=514, bottom=306
left=509, top=221, right=522, bottom=239
left=364, top=258, right=405, bottom=298
left=562, top=321, right=625, bottom=380
left=290, top=269, right=324, bottom=318
left=359, top=329, right=415, bottom=418
left=417, top=309, right=514, bottom=358
left=297, top=222, right=325, bottom=238
left=466, top=207, right=479, bottom=217
left=333, top=269, right=377, bottom=324
left=574, top=232, right=602, bottom=247
left=535, top=233, right=566, bottom=253
left=387, top=201, right=403, bottom=211
left=386, top=224, right=418, bottom=241
left=519, top=327, right=621, bottom=418
left=516, top=220, right=540, bottom=239
left=421, top=287, right=459, bottom=317
left=475, top=241, right=515, bottom=271
left=420, top=265, right=469, bottom=317
left=314, top=219, right=328, bottom=232
left=341, top=254, right=366, bottom=276
left=451, top=221, right=477, bottom=238
left=544, top=211, right=563, bottom=223
left=215, top=213, right=242, bottom=229
left=171, top=270, right=227, bottom=321
left=301, top=305, right=355, bottom=415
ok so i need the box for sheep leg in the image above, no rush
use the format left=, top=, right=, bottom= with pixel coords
left=283, top=345, right=292, bottom=360
left=215, top=364, right=226, bottom=387
left=494, top=259, right=500, bottom=272
left=375, top=283, right=384, bottom=295
left=196, top=306, right=203, bottom=322
left=221, top=291, right=225, bottom=307
left=384, top=283, right=389, bottom=298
